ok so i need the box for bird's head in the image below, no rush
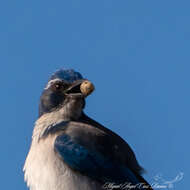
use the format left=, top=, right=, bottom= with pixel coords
left=38, top=69, right=94, bottom=120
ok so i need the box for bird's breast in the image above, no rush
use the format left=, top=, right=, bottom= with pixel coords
left=24, top=134, right=102, bottom=190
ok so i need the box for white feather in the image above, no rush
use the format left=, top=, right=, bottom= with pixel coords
left=24, top=118, right=103, bottom=190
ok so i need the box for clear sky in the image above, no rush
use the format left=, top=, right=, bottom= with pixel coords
left=1, top=0, right=189, bottom=189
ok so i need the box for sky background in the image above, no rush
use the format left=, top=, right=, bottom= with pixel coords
left=0, top=0, right=189, bottom=189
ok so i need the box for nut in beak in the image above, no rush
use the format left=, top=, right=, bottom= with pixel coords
left=80, top=80, right=95, bottom=97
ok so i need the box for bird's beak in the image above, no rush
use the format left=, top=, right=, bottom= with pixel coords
left=65, top=79, right=95, bottom=98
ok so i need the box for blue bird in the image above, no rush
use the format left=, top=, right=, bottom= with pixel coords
left=24, top=69, right=153, bottom=190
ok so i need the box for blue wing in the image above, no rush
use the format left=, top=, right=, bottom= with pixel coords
left=55, top=134, right=140, bottom=185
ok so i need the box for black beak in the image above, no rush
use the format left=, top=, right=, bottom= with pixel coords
left=65, top=79, right=95, bottom=97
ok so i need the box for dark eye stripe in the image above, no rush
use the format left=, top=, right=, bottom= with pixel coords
left=52, top=81, right=70, bottom=91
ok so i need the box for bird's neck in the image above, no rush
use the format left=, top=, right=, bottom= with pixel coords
left=33, top=100, right=84, bottom=141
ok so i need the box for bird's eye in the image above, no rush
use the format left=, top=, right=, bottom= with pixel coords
left=55, top=83, right=62, bottom=90
left=52, top=82, right=65, bottom=91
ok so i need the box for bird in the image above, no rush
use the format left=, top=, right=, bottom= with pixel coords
left=24, top=68, right=153, bottom=190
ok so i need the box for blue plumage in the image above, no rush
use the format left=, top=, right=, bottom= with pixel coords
left=24, top=68, right=153, bottom=190
left=55, top=133, right=140, bottom=185
left=50, top=69, right=83, bottom=83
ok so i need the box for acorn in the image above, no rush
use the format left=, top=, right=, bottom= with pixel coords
left=80, top=80, right=95, bottom=97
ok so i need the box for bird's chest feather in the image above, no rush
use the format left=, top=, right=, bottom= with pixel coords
left=24, top=135, right=102, bottom=190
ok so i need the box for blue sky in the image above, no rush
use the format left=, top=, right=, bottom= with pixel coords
left=1, top=0, right=189, bottom=189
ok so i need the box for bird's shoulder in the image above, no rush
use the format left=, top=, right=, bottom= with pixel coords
left=60, top=121, right=111, bottom=153
left=53, top=114, right=143, bottom=175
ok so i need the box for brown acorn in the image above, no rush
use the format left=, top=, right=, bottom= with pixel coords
left=80, top=80, right=95, bottom=97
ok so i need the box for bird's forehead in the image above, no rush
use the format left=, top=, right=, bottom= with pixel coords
left=50, top=69, right=83, bottom=83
